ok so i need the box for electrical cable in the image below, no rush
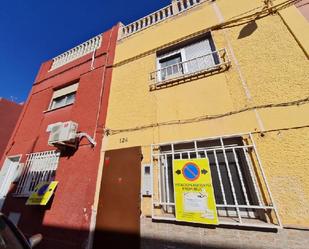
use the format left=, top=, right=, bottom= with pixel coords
left=105, top=96, right=309, bottom=135
left=112, top=0, right=302, bottom=68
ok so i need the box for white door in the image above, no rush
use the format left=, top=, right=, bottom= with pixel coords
left=0, top=156, right=21, bottom=210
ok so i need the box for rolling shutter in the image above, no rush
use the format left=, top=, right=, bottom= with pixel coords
left=184, top=39, right=215, bottom=74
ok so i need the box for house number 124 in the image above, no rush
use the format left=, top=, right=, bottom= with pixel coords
left=120, top=137, right=128, bottom=143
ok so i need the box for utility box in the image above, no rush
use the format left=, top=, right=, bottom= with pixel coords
left=47, top=121, right=78, bottom=147
left=142, top=164, right=152, bottom=196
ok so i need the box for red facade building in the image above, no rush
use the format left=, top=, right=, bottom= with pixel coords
left=0, top=98, right=23, bottom=159
left=0, top=24, right=119, bottom=249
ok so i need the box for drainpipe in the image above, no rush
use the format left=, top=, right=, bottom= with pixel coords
left=86, top=24, right=117, bottom=249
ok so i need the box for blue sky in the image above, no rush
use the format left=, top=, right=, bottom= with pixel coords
left=0, top=0, right=170, bottom=102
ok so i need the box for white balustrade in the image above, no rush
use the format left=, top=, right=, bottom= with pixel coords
left=50, top=34, right=102, bottom=71
left=119, top=0, right=207, bottom=39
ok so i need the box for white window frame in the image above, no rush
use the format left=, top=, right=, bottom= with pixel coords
left=156, top=48, right=187, bottom=82
left=154, top=35, right=219, bottom=83
left=48, top=83, right=78, bottom=111
left=150, top=133, right=282, bottom=229
left=14, top=150, right=60, bottom=197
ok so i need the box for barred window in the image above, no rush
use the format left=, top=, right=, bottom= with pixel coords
left=151, top=134, right=281, bottom=228
left=15, top=151, right=60, bottom=197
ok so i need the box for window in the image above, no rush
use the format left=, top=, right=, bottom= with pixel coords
left=51, top=92, right=75, bottom=110
left=151, top=134, right=281, bottom=228
left=15, top=151, right=60, bottom=197
left=158, top=53, right=183, bottom=81
left=49, top=83, right=78, bottom=110
left=154, top=34, right=221, bottom=83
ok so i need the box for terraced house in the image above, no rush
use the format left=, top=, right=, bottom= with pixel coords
left=0, top=1, right=308, bottom=249
left=0, top=24, right=119, bottom=249
left=96, top=0, right=309, bottom=248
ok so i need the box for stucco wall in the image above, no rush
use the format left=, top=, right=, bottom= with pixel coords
left=253, top=129, right=309, bottom=227
left=0, top=25, right=119, bottom=249
left=0, top=98, right=23, bottom=159
left=104, top=0, right=309, bottom=228
left=295, top=0, right=309, bottom=22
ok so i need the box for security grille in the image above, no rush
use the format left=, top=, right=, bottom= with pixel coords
left=15, top=151, right=60, bottom=197
left=151, top=133, right=282, bottom=228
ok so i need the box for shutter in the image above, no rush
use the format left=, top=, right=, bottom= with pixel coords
left=184, top=39, right=215, bottom=74
left=0, top=163, right=18, bottom=196
left=0, top=159, right=18, bottom=208
left=0, top=158, right=20, bottom=210
left=0, top=161, right=11, bottom=196
left=52, top=83, right=79, bottom=99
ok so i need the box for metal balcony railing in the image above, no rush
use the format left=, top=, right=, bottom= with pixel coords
left=150, top=48, right=231, bottom=87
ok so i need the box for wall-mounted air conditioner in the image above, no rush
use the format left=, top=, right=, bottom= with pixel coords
left=47, top=121, right=78, bottom=147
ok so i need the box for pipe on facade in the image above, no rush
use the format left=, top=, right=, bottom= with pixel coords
left=86, top=24, right=118, bottom=249
left=77, top=132, right=97, bottom=147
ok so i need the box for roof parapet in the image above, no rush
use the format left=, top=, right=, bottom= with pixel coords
left=50, top=34, right=102, bottom=71
left=119, top=0, right=208, bottom=40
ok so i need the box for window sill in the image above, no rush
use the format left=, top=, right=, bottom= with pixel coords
left=43, top=103, right=74, bottom=113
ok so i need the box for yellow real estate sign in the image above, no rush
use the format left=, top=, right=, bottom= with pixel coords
left=173, top=159, right=218, bottom=224
left=26, top=181, right=58, bottom=205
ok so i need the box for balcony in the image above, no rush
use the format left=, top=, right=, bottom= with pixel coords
left=149, top=48, right=231, bottom=89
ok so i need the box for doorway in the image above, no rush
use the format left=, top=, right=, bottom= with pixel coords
left=0, top=156, right=21, bottom=210
left=93, top=147, right=141, bottom=249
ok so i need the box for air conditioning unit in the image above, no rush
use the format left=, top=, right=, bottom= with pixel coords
left=47, top=121, right=78, bottom=147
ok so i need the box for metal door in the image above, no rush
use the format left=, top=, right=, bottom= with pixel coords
left=93, top=147, right=141, bottom=249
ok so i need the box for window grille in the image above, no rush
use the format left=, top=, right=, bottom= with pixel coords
left=15, top=151, right=60, bottom=197
left=151, top=133, right=282, bottom=228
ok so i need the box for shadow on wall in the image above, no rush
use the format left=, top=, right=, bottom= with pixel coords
left=238, top=21, right=258, bottom=39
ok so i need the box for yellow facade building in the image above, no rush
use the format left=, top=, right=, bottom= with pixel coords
left=93, top=0, right=309, bottom=248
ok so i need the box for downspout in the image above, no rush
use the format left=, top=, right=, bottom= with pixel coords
left=90, top=49, right=96, bottom=71
left=86, top=24, right=118, bottom=249
left=92, top=28, right=114, bottom=141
